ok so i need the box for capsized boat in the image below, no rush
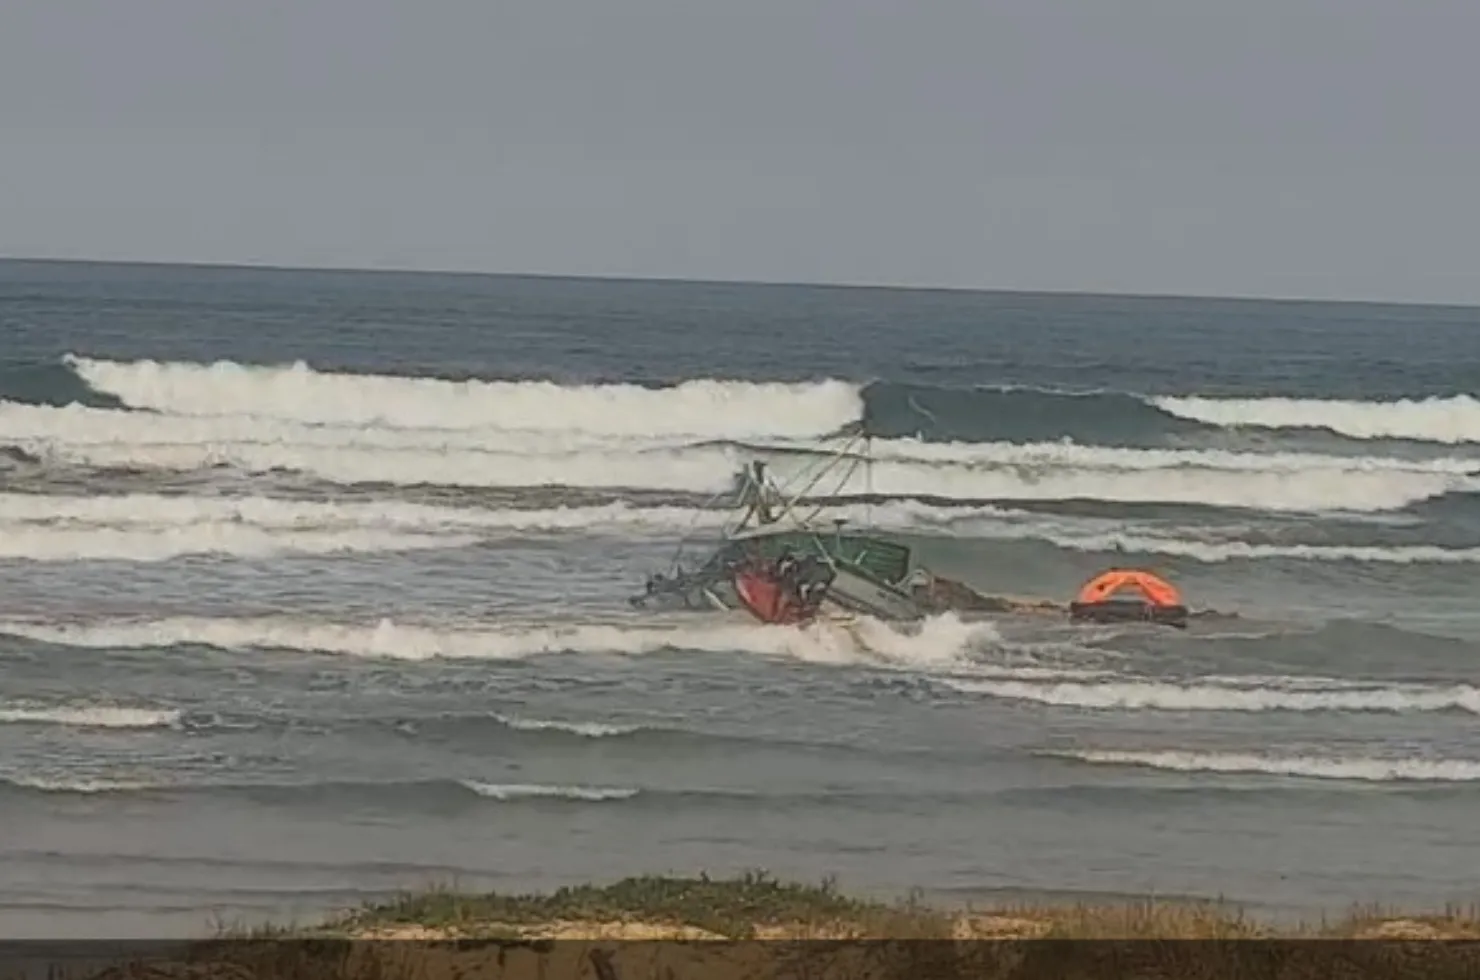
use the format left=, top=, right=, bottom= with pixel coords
left=718, top=520, right=924, bottom=621
left=628, top=433, right=994, bottom=623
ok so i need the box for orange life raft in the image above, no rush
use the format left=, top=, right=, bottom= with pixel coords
left=1068, top=568, right=1188, bottom=629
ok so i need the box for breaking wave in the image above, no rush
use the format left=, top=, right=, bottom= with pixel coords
left=0, top=490, right=723, bottom=538
left=0, top=702, right=181, bottom=729
left=946, top=675, right=1480, bottom=714
left=0, top=611, right=1000, bottom=670
left=1, top=355, right=1473, bottom=451
left=1156, top=393, right=1480, bottom=445
left=0, top=773, right=644, bottom=801
left=1, top=774, right=161, bottom=795
left=0, top=357, right=1475, bottom=516
left=488, top=713, right=642, bottom=738
left=23, top=439, right=1470, bottom=511
left=457, top=781, right=639, bottom=801
left=63, top=355, right=864, bottom=440
left=935, top=514, right=1480, bottom=564
left=0, top=491, right=1473, bottom=564
left=0, top=524, right=476, bottom=562
left=1054, top=749, right=1480, bottom=783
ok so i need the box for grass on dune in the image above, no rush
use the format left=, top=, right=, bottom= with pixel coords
left=268, top=871, right=954, bottom=940
left=57, top=875, right=1480, bottom=980
left=209, top=872, right=1480, bottom=942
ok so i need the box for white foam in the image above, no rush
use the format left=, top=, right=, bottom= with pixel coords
left=1153, top=393, right=1480, bottom=445
left=0, top=491, right=540, bottom=560
left=14, top=399, right=1478, bottom=479
left=458, top=781, right=639, bottom=801
left=0, top=488, right=1111, bottom=545
left=27, top=437, right=1465, bottom=511
left=834, top=612, right=999, bottom=670
left=946, top=676, right=1480, bottom=714
left=0, top=524, right=476, bottom=562
left=835, top=459, right=1470, bottom=513
left=39, top=440, right=743, bottom=494
left=0, top=703, right=181, bottom=729
left=1056, top=749, right=1480, bottom=782
left=946, top=521, right=1480, bottom=564
left=0, top=491, right=721, bottom=535
left=833, top=435, right=1480, bottom=475
left=66, top=355, right=863, bottom=440
left=491, top=713, right=641, bottom=738
left=960, top=664, right=1117, bottom=682
left=16, top=359, right=1475, bottom=513
left=0, top=489, right=1467, bottom=565
left=0, top=400, right=670, bottom=456
left=1, top=774, right=160, bottom=794
left=0, top=612, right=999, bottom=669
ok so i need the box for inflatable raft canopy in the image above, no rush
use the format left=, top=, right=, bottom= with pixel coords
left=1068, top=568, right=1189, bottom=628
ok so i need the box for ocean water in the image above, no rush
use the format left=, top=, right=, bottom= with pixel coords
left=1, top=258, right=1479, bottom=938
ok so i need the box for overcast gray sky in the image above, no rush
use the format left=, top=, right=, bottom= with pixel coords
left=2, top=0, right=1477, bottom=303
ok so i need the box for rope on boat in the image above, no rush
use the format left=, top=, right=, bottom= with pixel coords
left=771, top=431, right=865, bottom=525
left=751, top=432, right=878, bottom=568
left=665, top=430, right=859, bottom=573
left=663, top=483, right=738, bottom=573
left=661, top=427, right=879, bottom=578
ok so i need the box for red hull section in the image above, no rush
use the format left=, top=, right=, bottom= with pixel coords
left=733, top=569, right=817, bottom=625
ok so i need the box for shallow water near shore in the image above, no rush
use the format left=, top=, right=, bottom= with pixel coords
left=2, top=259, right=1479, bottom=938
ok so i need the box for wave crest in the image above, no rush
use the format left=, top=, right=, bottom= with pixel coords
left=1055, top=749, right=1480, bottom=783
left=1156, top=393, right=1480, bottom=445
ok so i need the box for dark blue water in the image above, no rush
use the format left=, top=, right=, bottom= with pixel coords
left=2, top=258, right=1479, bottom=938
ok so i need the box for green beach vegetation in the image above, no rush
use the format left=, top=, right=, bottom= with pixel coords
left=225, top=871, right=1480, bottom=942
